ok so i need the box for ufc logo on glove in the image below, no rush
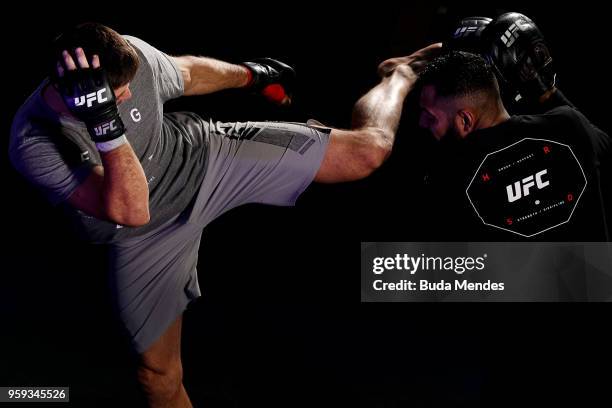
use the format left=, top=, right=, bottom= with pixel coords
left=94, top=120, right=118, bottom=137
left=74, top=89, right=108, bottom=108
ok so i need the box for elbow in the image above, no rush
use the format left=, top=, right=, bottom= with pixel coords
left=120, top=211, right=151, bottom=227
left=357, top=129, right=393, bottom=178
left=106, top=204, right=150, bottom=227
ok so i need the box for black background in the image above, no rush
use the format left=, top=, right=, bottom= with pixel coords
left=2, top=2, right=611, bottom=406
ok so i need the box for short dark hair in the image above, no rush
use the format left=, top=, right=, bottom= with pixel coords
left=420, top=51, right=498, bottom=99
left=51, top=22, right=139, bottom=89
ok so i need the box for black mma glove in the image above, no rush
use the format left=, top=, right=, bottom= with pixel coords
left=445, top=16, right=492, bottom=55
left=242, top=58, right=295, bottom=105
left=57, top=65, right=125, bottom=143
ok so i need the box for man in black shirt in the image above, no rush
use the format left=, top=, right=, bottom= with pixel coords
left=417, top=51, right=611, bottom=240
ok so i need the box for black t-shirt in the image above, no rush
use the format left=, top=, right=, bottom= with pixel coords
left=424, top=106, right=612, bottom=241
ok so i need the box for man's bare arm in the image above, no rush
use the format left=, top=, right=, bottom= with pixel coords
left=172, top=56, right=250, bottom=96
left=66, top=145, right=149, bottom=227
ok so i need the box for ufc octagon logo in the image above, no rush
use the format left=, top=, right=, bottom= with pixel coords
left=466, top=138, right=587, bottom=237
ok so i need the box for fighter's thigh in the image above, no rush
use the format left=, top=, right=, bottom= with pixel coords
left=186, top=121, right=330, bottom=226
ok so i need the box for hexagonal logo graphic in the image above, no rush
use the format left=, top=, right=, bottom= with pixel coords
left=466, top=138, right=586, bottom=237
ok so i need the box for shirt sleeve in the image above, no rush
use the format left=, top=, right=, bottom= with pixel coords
left=123, top=35, right=184, bottom=102
left=9, top=130, right=93, bottom=206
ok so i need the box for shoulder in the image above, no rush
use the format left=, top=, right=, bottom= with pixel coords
left=11, top=82, right=52, bottom=151
left=122, top=35, right=161, bottom=69
left=122, top=35, right=172, bottom=66
left=122, top=35, right=148, bottom=53
left=510, top=106, right=588, bottom=133
left=541, top=105, right=582, bottom=120
left=121, top=35, right=181, bottom=83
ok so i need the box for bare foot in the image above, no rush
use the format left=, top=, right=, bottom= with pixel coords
left=377, top=43, right=443, bottom=77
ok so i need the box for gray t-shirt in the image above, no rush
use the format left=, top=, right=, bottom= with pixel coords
left=10, top=36, right=208, bottom=243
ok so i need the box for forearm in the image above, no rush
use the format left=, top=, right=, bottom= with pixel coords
left=176, top=55, right=250, bottom=96
left=100, top=144, right=150, bottom=226
left=351, top=67, right=416, bottom=146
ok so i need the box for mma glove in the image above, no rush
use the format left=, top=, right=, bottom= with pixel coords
left=445, top=16, right=492, bottom=55
left=56, top=66, right=125, bottom=143
left=242, top=58, right=295, bottom=105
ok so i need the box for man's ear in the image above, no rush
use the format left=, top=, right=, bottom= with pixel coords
left=453, top=110, right=476, bottom=138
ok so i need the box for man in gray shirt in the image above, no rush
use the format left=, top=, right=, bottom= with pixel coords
left=10, top=22, right=438, bottom=407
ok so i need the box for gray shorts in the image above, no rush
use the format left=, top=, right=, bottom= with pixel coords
left=108, top=114, right=331, bottom=353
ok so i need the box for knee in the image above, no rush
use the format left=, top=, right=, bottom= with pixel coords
left=137, top=362, right=183, bottom=404
left=354, top=127, right=393, bottom=176
left=366, top=127, right=394, bottom=166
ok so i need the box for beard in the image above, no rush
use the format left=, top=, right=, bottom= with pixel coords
left=438, top=125, right=463, bottom=149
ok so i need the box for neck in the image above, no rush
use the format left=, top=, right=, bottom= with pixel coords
left=476, top=105, right=510, bottom=130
